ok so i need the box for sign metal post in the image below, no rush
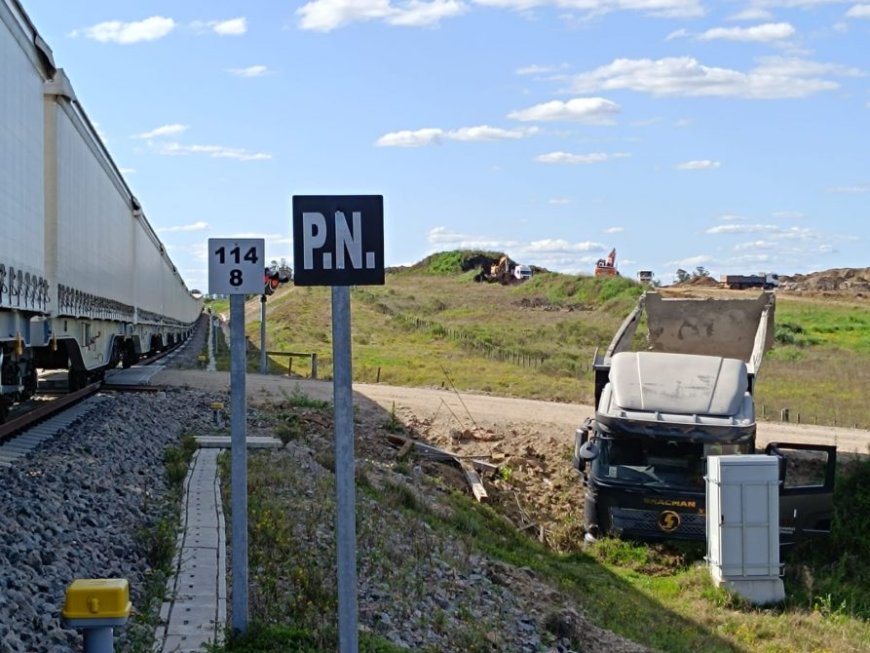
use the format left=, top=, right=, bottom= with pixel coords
left=292, top=197, right=384, bottom=653
left=259, top=294, right=267, bottom=375
left=208, top=237, right=265, bottom=636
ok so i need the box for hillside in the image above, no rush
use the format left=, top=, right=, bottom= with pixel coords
left=231, top=252, right=870, bottom=428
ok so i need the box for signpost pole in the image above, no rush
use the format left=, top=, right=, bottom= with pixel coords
left=332, top=285, right=358, bottom=653
left=230, top=293, right=249, bottom=634
left=259, top=294, right=267, bottom=375
left=208, top=237, right=262, bottom=638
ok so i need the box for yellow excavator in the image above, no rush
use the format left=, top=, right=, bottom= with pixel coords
left=594, top=249, right=618, bottom=277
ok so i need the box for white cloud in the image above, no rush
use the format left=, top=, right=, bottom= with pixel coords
left=472, top=0, right=704, bottom=19
left=158, top=221, right=210, bottom=233
left=729, top=8, right=774, bottom=21
left=829, top=183, right=870, bottom=192
left=449, top=125, right=538, bottom=141
left=71, top=17, right=176, bottom=44
left=135, top=124, right=188, bottom=139
left=227, top=65, right=271, bottom=77
left=734, top=240, right=777, bottom=251
left=705, top=224, right=818, bottom=241
left=846, top=4, right=870, bottom=18
left=535, top=151, right=629, bottom=164
left=426, top=227, right=615, bottom=273
left=698, top=22, right=795, bottom=42
left=375, top=125, right=536, bottom=147
left=214, top=18, right=247, bottom=35
left=548, top=198, right=571, bottom=205
left=675, top=159, right=720, bottom=170
left=772, top=210, right=805, bottom=218
left=516, top=63, right=568, bottom=75
left=297, top=0, right=467, bottom=31
left=192, top=18, right=248, bottom=35
left=376, top=128, right=444, bottom=147
left=426, top=227, right=519, bottom=250
left=666, top=28, right=690, bottom=40
left=665, top=254, right=713, bottom=268
left=508, top=97, right=621, bottom=124
left=603, top=226, right=624, bottom=234
left=155, top=142, right=272, bottom=161
left=568, top=56, right=862, bottom=99
left=526, top=239, right=607, bottom=253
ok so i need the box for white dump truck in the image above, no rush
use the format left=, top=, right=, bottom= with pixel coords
left=574, top=292, right=836, bottom=546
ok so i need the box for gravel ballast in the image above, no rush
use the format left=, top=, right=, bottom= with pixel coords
left=0, top=388, right=219, bottom=653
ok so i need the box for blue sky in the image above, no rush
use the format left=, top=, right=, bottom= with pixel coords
left=21, top=0, right=870, bottom=289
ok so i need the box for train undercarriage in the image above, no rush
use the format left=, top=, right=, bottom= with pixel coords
left=0, top=312, right=195, bottom=422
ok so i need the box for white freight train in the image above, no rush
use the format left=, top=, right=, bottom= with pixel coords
left=0, top=0, right=202, bottom=419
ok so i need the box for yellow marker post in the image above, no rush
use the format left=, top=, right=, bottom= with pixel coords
left=211, top=401, right=225, bottom=427
left=62, top=579, right=131, bottom=653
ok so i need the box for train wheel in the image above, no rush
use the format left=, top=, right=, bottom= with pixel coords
left=19, top=365, right=37, bottom=401
left=122, top=343, right=137, bottom=369
left=0, top=399, right=9, bottom=423
left=67, top=369, right=88, bottom=391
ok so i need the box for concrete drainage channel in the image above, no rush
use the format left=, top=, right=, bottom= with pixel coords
left=155, top=448, right=227, bottom=652
left=155, top=436, right=282, bottom=652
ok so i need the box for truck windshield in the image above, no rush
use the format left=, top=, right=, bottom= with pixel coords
left=593, top=437, right=751, bottom=490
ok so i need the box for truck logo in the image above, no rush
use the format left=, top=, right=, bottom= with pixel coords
left=658, top=510, right=681, bottom=532
left=643, top=498, right=697, bottom=510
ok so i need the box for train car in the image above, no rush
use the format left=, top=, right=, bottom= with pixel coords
left=1, top=0, right=202, bottom=418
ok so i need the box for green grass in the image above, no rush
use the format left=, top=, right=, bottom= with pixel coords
left=213, top=624, right=408, bottom=653
left=250, top=265, right=645, bottom=402
left=126, top=432, right=200, bottom=652
left=207, top=394, right=870, bottom=653
left=245, top=263, right=870, bottom=427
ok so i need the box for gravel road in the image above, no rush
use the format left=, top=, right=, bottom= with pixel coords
left=154, top=370, right=870, bottom=455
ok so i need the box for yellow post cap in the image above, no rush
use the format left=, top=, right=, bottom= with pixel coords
left=210, top=402, right=224, bottom=411
left=62, top=579, right=132, bottom=620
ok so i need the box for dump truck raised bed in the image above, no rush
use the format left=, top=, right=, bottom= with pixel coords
left=573, top=292, right=835, bottom=546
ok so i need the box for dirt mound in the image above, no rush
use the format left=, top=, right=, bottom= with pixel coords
left=780, top=268, right=870, bottom=296
left=686, top=275, right=719, bottom=287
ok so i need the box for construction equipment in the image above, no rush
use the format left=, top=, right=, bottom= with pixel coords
left=573, top=291, right=836, bottom=546
left=594, top=249, right=618, bottom=277
left=474, top=255, right=519, bottom=284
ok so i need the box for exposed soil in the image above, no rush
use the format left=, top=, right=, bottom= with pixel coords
left=155, top=370, right=870, bottom=545
left=779, top=267, right=870, bottom=297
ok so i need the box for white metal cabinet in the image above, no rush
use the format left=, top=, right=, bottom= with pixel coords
left=706, top=455, right=785, bottom=604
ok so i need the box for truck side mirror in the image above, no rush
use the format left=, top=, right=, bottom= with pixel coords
left=579, top=441, right=600, bottom=462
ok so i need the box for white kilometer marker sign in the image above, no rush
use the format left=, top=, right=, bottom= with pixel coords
left=207, top=237, right=265, bottom=635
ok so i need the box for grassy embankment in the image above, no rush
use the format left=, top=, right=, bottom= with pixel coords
left=215, top=250, right=870, bottom=428
left=210, top=395, right=870, bottom=653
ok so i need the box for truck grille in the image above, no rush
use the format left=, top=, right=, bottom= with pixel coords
left=610, top=507, right=706, bottom=540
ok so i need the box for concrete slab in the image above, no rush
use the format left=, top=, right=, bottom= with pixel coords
left=105, top=365, right=165, bottom=385
left=181, top=528, right=220, bottom=549
left=156, top=448, right=226, bottom=653
left=195, top=435, right=282, bottom=449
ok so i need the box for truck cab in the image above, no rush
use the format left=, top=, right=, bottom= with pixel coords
left=577, top=351, right=756, bottom=540
left=574, top=292, right=835, bottom=545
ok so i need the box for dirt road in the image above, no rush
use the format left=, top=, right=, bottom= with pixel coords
left=155, top=369, right=870, bottom=455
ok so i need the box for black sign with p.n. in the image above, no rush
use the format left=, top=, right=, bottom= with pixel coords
left=292, top=195, right=384, bottom=286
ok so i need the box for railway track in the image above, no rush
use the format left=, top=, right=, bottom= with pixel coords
left=0, top=340, right=188, bottom=464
